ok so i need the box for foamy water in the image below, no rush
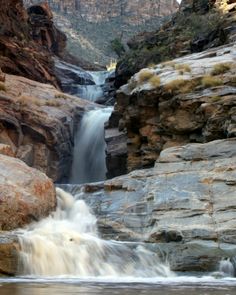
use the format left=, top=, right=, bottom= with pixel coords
left=18, top=188, right=172, bottom=278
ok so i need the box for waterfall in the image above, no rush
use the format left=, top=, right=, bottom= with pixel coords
left=76, top=71, right=112, bottom=102
left=70, top=107, right=112, bottom=184
left=18, top=188, right=172, bottom=278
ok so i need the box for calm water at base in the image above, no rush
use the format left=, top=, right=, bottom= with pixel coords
left=1, top=278, right=236, bottom=295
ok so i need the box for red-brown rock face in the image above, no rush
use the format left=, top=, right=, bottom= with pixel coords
left=25, top=0, right=179, bottom=24
left=0, top=0, right=59, bottom=87
left=0, top=154, right=56, bottom=230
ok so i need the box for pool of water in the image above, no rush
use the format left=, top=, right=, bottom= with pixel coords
left=1, top=277, right=236, bottom=295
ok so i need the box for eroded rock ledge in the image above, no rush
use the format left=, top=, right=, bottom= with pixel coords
left=0, top=74, right=96, bottom=182
left=65, top=138, right=236, bottom=272
left=106, top=43, right=236, bottom=177
left=1, top=138, right=236, bottom=275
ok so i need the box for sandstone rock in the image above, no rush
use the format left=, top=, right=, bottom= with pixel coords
left=0, top=0, right=59, bottom=87
left=0, top=234, right=19, bottom=276
left=0, top=154, right=56, bottom=230
left=0, top=69, right=5, bottom=83
left=0, top=144, right=15, bottom=157
left=62, top=138, right=236, bottom=272
left=0, top=73, right=97, bottom=182
left=27, top=3, right=67, bottom=57
left=107, top=44, right=236, bottom=177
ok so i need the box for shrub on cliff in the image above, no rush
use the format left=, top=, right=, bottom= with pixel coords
left=110, top=38, right=126, bottom=58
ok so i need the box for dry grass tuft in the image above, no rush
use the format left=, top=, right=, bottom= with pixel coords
left=164, top=78, right=200, bottom=94
left=17, top=94, right=43, bottom=106
left=175, top=64, right=192, bottom=73
left=0, top=82, right=6, bottom=92
left=210, top=63, right=231, bottom=76
left=55, top=92, right=71, bottom=100
left=229, top=76, right=236, bottom=86
left=164, top=79, right=188, bottom=93
left=149, top=75, right=161, bottom=88
left=45, top=100, right=61, bottom=107
left=201, top=76, right=222, bottom=88
left=138, top=69, right=155, bottom=83
left=161, top=61, right=176, bottom=68
left=128, top=77, right=138, bottom=91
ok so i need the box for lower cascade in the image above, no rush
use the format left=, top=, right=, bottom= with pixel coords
left=70, top=107, right=113, bottom=184
left=18, top=188, right=172, bottom=278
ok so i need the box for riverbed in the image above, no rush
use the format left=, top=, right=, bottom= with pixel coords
left=1, top=278, right=236, bottom=295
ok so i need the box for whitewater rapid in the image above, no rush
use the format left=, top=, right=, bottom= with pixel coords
left=18, top=188, right=172, bottom=278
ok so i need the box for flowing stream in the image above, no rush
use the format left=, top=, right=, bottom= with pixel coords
left=2, top=69, right=236, bottom=294
left=18, top=188, right=172, bottom=278
left=69, top=70, right=113, bottom=184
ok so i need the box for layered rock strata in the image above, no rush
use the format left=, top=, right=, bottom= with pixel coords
left=0, top=73, right=96, bottom=182
left=0, top=0, right=59, bottom=87
left=2, top=137, right=236, bottom=275
left=116, top=0, right=236, bottom=87
left=24, top=0, right=179, bottom=24
left=106, top=43, right=236, bottom=176
left=63, top=138, right=236, bottom=272
left=27, top=3, right=67, bottom=57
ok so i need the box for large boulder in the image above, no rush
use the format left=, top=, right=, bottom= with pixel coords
left=0, top=154, right=56, bottom=230
left=63, top=138, right=236, bottom=272
left=0, top=234, right=19, bottom=276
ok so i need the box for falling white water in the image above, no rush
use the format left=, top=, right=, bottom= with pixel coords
left=70, top=107, right=113, bottom=184
left=18, top=188, right=172, bottom=278
left=88, top=71, right=112, bottom=86
left=76, top=71, right=112, bottom=102
left=219, top=259, right=235, bottom=277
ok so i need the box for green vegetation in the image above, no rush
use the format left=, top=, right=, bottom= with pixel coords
left=110, top=38, right=125, bottom=58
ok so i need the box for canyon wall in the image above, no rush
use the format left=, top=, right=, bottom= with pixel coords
left=24, top=0, right=179, bottom=24
left=0, top=0, right=60, bottom=87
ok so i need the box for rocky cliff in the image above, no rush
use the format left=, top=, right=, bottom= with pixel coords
left=0, top=0, right=60, bottom=87
left=115, top=0, right=236, bottom=87
left=25, top=0, right=179, bottom=24
left=59, top=137, right=236, bottom=272
left=0, top=72, right=97, bottom=182
left=106, top=43, right=236, bottom=177
left=24, top=0, right=179, bottom=65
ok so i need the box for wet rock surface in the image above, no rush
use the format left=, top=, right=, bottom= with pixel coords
left=62, top=138, right=236, bottom=272
left=0, top=234, right=19, bottom=276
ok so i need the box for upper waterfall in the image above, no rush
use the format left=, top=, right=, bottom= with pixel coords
left=70, top=107, right=113, bottom=184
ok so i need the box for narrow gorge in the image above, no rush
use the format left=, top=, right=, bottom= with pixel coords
left=1, top=0, right=236, bottom=295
